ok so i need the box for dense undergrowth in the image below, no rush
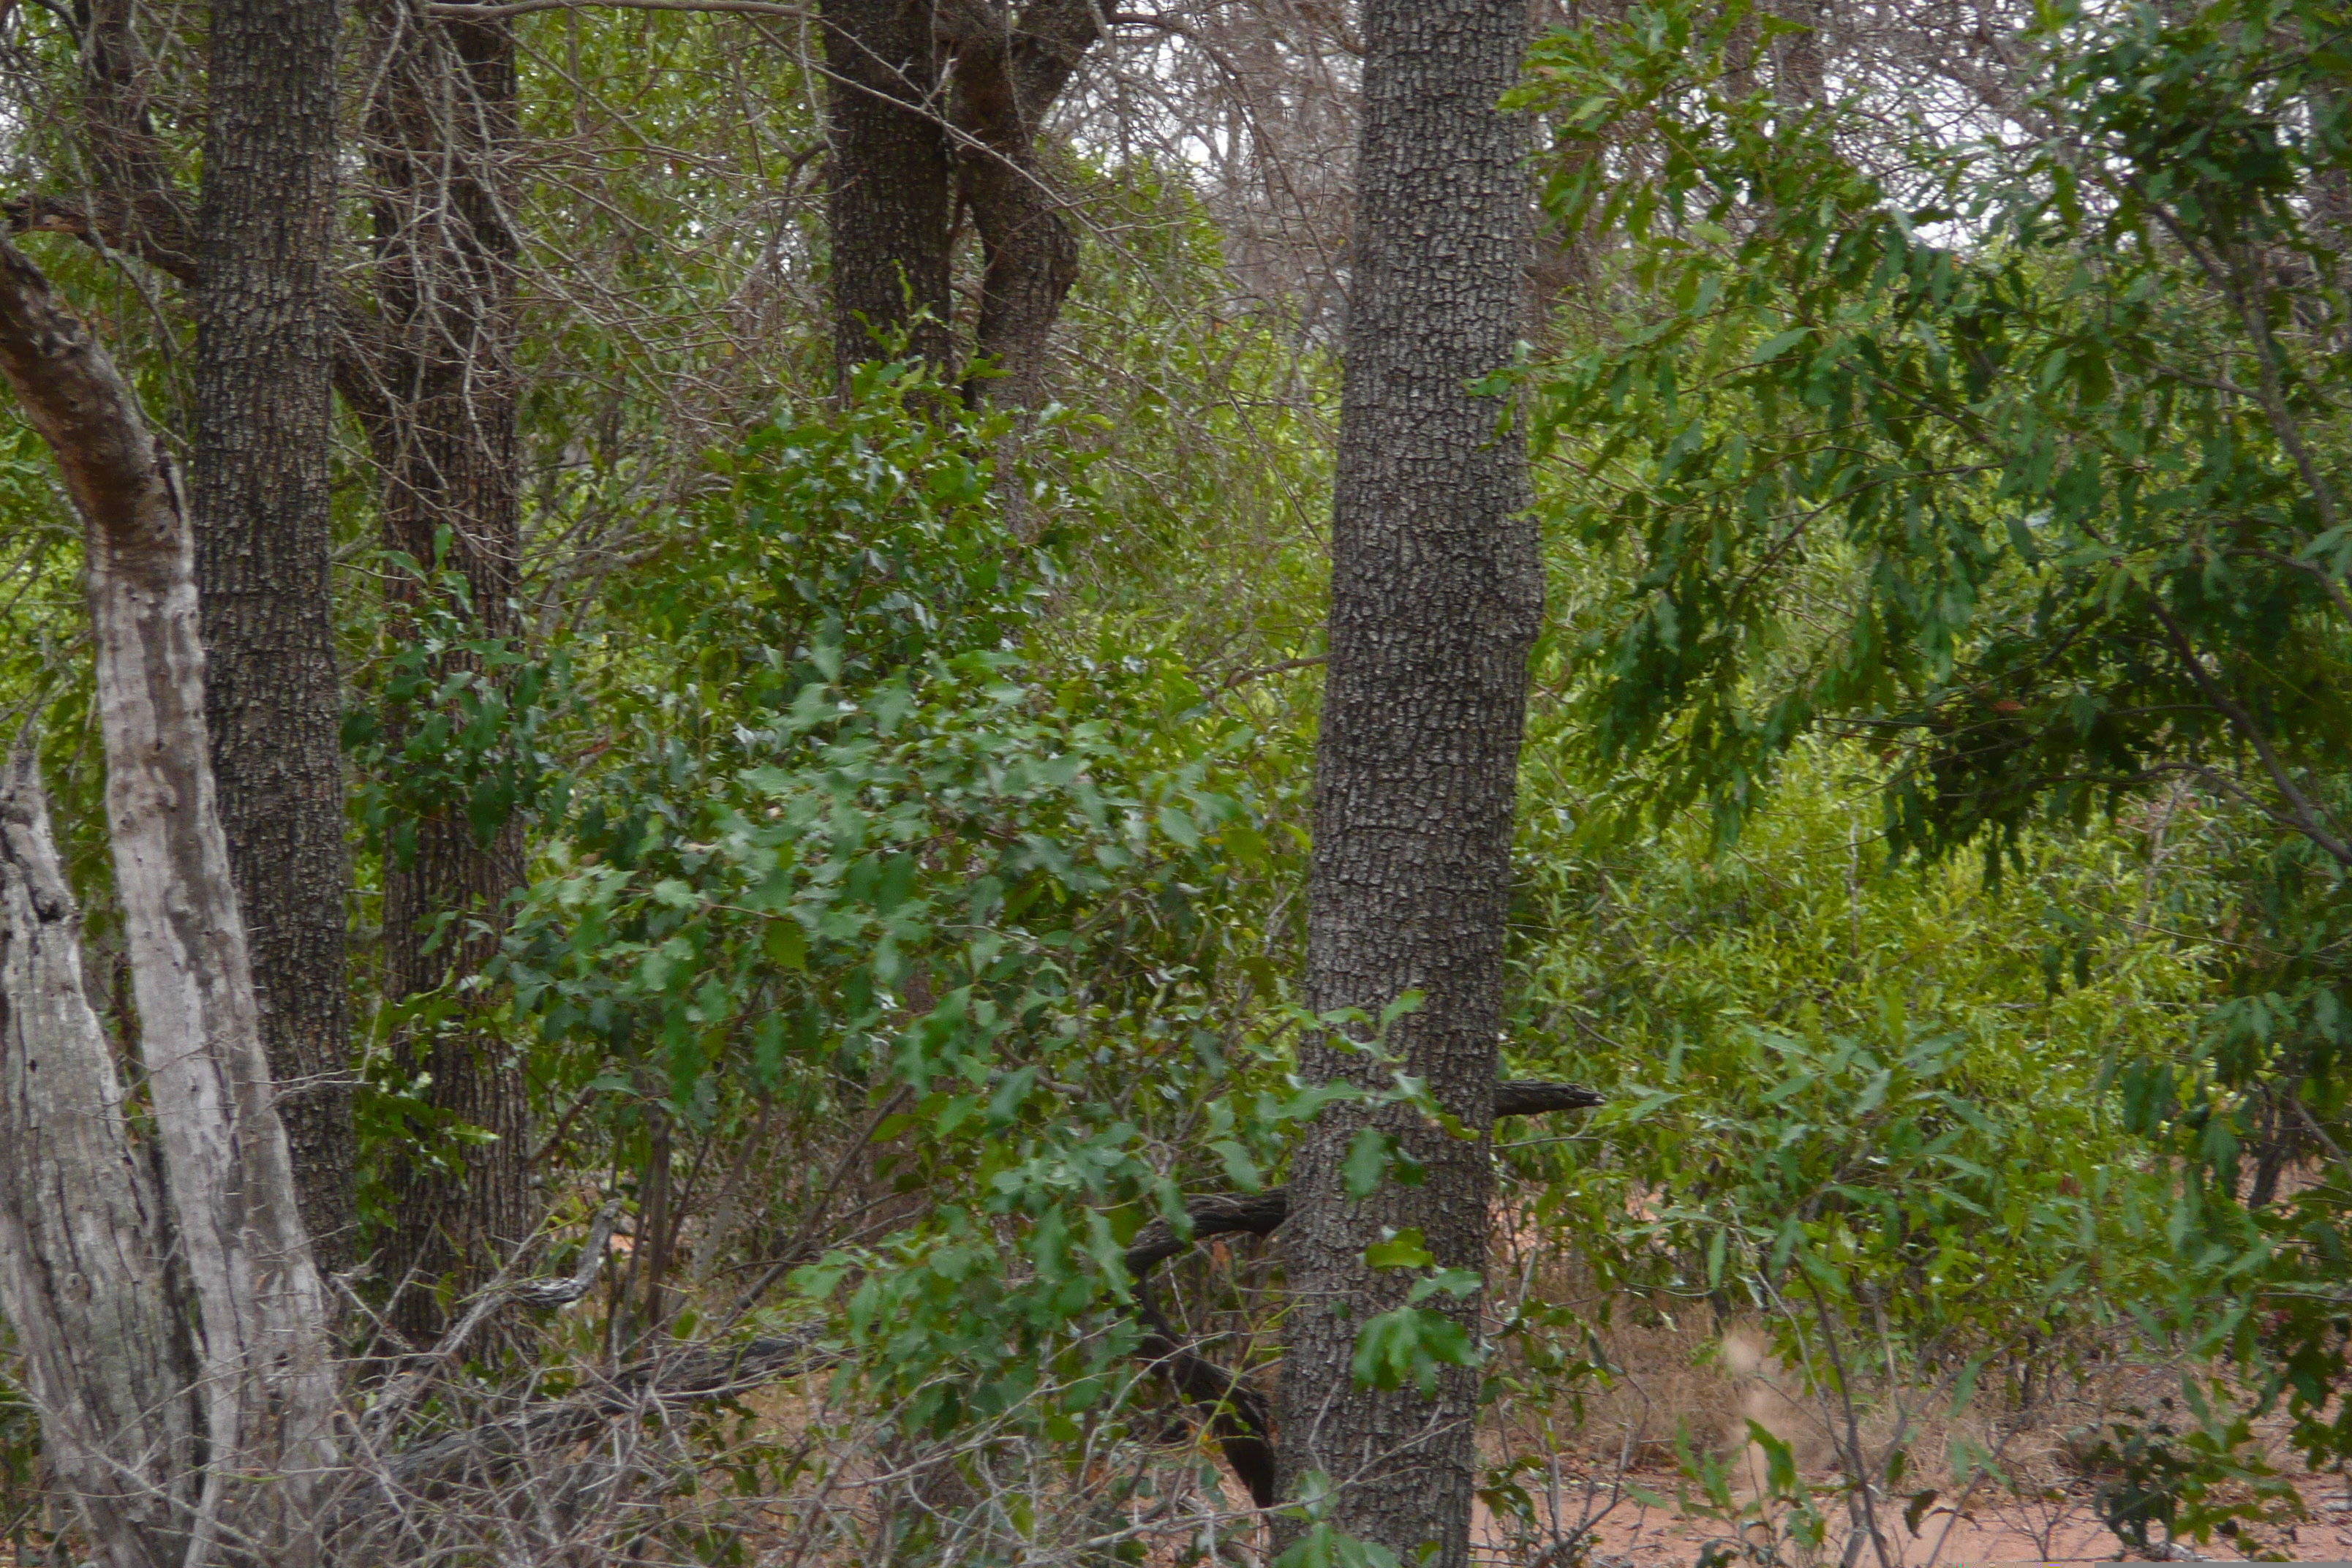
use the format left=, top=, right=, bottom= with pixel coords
left=1, top=0, right=2348, bottom=1562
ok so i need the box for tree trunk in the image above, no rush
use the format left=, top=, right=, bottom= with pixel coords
left=194, top=0, right=355, bottom=1274
left=819, top=0, right=1105, bottom=404
left=0, top=236, right=337, bottom=1568
left=72, top=0, right=199, bottom=279
left=362, top=1, right=530, bottom=1345
left=1271, top=0, right=1540, bottom=1561
left=941, top=0, right=1098, bottom=409
left=0, top=753, right=198, bottom=1568
left=821, top=0, right=955, bottom=384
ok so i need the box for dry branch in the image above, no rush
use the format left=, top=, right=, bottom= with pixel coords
left=332, top=1326, right=840, bottom=1546
left=344, top=1079, right=1602, bottom=1526
left=1122, top=1079, right=1602, bottom=1506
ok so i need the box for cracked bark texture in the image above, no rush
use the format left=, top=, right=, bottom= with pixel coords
left=822, top=0, right=956, bottom=381
left=0, top=752, right=197, bottom=1568
left=363, top=1, right=531, bottom=1343
left=0, top=235, right=336, bottom=1568
left=195, top=0, right=355, bottom=1273
left=1272, top=0, right=1541, bottom=1561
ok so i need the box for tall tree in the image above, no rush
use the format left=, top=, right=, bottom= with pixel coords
left=940, top=0, right=1096, bottom=409
left=12, top=0, right=363, bottom=1273
left=1271, top=0, right=1540, bottom=1563
left=819, top=0, right=1101, bottom=401
left=193, top=0, right=355, bottom=1271
left=362, top=3, right=531, bottom=1343
left=821, top=0, right=955, bottom=381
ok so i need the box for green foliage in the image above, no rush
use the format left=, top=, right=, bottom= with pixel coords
left=2074, top=1386, right=2307, bottom=1556
left=1516, top=0, right=2352, bottom=868
left=342, top=543, right=577, bottom=867
left=1509, top=741, right=2197, bottom=1344
left=498, top=357, right=1315, bottom=1429
left=23, top=0, right=2352, bottom=1550
left=1677, top=1420, right=1831, bottom=1568
left=1052, top=157, right=1336, bottom=679
left=1517, top=0, right=2352, bottom=1479
left=1270, top=1472, right=1406, bottom=1568
left=0, top=416, right=107, bottom=905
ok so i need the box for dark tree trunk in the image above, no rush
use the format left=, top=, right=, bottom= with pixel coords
left=820, top=0, right=1104, bottom=404
left=821, top=0, right=955, bottom=384
left=942, top=0, right=1098, bottom=409
left=363, top=2, right=530, bottom=1344
left=193, top=0, right=355, bottom=1273
left=1271, top=0, right=1540, bottom=1561
left=70, top=0, right=197, bottom=278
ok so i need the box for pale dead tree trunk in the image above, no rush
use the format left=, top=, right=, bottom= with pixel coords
left=0, top=237, right=337, bottom=1568
left=1271, top=0, right=1541, bottom=1561
left=0, top=755, right=197, bottom=1568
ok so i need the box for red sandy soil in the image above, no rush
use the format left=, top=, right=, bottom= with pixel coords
left=1463, top=1466, right=2352, bottom=1568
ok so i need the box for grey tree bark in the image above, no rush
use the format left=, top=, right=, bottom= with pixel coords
left=820, top=0, right=1100, bottom=403
left=361, top=1, right=532, bottom=1345
left=0, top=236, right=337, bottom=1568
left=0, top=752, right=197, bottom=1568
left=10, top=0, right=365, bottom=1273
left=821, top=0, right=956, bottom=382
left=1270, top=0, right=1542, bottom=1561
left=194, top=0, right=356, bottom=1274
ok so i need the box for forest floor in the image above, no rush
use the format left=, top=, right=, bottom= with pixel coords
left=1452, top=1310, right=2352, bottom=1568
left=1464, top=1463, right=2352, bottom=1567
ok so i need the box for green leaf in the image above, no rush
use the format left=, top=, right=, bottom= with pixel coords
left=764, top=917, right=807, bottom=970
left=1363, top=1227, right=1434, bottom=1270
left=1350, top=1304, right=1479, bottom=1395
left=1409, top=1267, right=1482, bottom=1303
left=1211, top=1138, right=1264, bottom=1193
left=1343, top=1126, right=1391, bottom=1200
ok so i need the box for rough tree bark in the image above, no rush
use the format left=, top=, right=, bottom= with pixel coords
left=0, top=237, right=336, bottom=1568
left=820, top=0, right=1099, bottom=402
left=194, top=0, right=355, bottom=1273
left=363, top=0, right=532, bottom=1343
left=940, top=0, right=1098, bottom=408
left=821, top=0, right=956, bottom=382
left=1270, top=0, right=1541, bottom=1561
left=0, top=753, right=197, bottom=1568
left=10, top=0, right=366, bottom=1276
